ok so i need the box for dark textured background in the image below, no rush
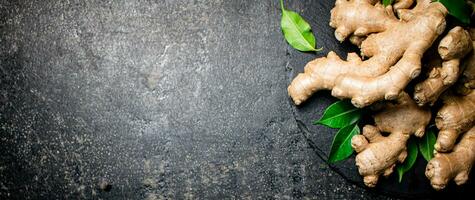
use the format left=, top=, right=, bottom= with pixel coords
left=0, top=0, right=471, bottom=199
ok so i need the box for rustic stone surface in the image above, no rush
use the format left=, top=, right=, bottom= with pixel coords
left=2, top=0, right=465, bottom=199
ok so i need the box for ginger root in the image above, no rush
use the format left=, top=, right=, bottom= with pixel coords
left=351, top=92, right=431, bottom=187
left=425, top=31, right=475, bottom=190
left=435, top=90, right=475, bottom=152
left=414, top=27, right=473, bottom=106
left=457, top=29, right=475, bottom=91
left=288, top=0, right=447, bottom=107
left=288, top=0, right=475, bottom=189
left=426, top=127, right=475, bottom=190
left=396, top=0, right=431, bottom=21
left=460, top=52, right=475, bottom=90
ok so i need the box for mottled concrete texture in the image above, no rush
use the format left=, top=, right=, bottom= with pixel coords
left=0, top=0, right=414, bottom=199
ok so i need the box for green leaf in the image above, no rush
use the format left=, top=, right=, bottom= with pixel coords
left=418, top=128, right=436, bottom=162
left=397, top=138, right=418, bottom=182
left=280, top=0, right=322, bottom=52
left=328, top=124, right=360, bottom=163
left=436, top=0, right=471, bottom=24
left=382, top=0, right=394, bottom=6
left=314, top=100, right=362, bottom=129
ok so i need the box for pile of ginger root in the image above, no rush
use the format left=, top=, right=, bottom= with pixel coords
left=288, top=0, right=475, bottom=190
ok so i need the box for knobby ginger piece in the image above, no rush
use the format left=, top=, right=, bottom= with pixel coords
left=414, top=26, right=472, bottom=106
left=288, top=0, right=447, bottom=107
left=457, top=29, right=475, bottom=92
left=426, top=127, right=475, bottom=190
left=396, top=0, right=431, bottom=21
left=351, top=92, right=431, bottom=187
left=435, top=90, right=475, bottom=152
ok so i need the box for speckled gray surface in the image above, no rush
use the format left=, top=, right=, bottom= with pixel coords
left=0, top=0, right=422, bottom=199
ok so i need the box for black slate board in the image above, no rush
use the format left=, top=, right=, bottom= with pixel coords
left=286, top=0, right=475, bottom=198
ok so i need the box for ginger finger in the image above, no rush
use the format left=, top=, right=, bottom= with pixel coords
left=414, top=27, right=472, bottom=106
left=351, top=92, right=431, bottom=187
left=396, top=0, right=431, bottom=21
left=393, top=0, right=414, bottom=10
left=426, top=127, right=475, bottom=190
left=457, top=30, right=475, bottom=91
left=435, top=90, right=475, bottom=152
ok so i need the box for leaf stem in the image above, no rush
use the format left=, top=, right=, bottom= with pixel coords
left=280, top=0, right=284, bottom=11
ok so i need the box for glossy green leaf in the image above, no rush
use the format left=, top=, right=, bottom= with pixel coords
left=436, top=0, right=471, bottom=24
left=397, top=138, right=418, bottom=182
left=418, top=128, right=436, bottom=162
left=280, top=0, right=322, bottom=52
left=314, top=100, right=362, bottom=129
left=328, top=124, right=360, bottom=163
left=382, top=0, right=394, bottom=6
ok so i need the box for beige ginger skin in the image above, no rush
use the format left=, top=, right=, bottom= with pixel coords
left=434, top=90, right=475, bottom=152
left=351, top=92, right=431, bottom=187
left=426, top=127, right=475, bottom=190
left=426, top=33, right=475, bottom=189
left=414, top=26, right=473, bottom=106
left=288, top=0, right=448, bottom=108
